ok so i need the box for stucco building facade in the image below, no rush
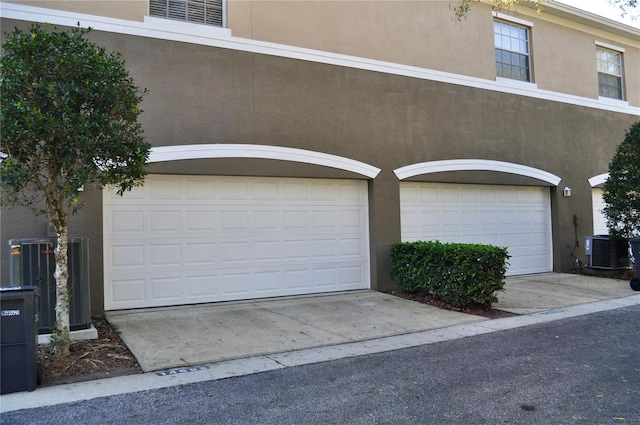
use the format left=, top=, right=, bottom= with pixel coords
left=1, top=0, right=639, bottom=316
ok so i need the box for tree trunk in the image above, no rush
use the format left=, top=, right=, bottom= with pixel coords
left=54, top=226, right=71, bottom=356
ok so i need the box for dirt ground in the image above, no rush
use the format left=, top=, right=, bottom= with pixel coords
left=38, top=318, right=142, bottom=387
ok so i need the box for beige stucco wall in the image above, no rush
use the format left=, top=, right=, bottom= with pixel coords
left=5, top=1, right=639, bottom=105
left=227, top=0, right=640, bottom=107
left=228, top=0, right=496, bottom=80
left=529, top=13, right=640, bottom=105
left=7, top=1, right=148, bottom=21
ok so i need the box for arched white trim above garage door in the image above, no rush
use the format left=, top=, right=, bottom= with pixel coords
left=394, top=159, right=561, bottom=186
left=149, top=144, right=381, bottom=179
left=589, top=173, right=609, bottom=187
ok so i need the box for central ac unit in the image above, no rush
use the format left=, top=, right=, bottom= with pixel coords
left=8, top=238, right=91, bottom=334
left=585, top=235, right=630, bottom=270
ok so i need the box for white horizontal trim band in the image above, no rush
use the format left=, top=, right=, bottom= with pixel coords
left=394, top=159, right=562, bottom=186
left=1, top=3, right=638, bottom=116
left=148, top=144, right=381, bottom=178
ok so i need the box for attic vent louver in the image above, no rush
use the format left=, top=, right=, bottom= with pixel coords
left=150, top=0, right=223, bottom=27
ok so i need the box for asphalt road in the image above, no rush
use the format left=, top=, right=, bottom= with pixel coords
left=3, top=305, right=639, bottom=425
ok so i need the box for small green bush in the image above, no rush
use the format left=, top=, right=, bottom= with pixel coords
left=390, top=241, right=510, bottom=308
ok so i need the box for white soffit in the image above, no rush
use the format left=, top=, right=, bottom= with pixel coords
left=149, top=144, right=381, bottom=179
left=394, top=159, right=562, bottom=186
left=589, top=173, right=609, bottom=187
left=1, top=3, right=638, bottom=116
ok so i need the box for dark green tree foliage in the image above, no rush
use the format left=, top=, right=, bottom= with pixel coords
left=1, top=24, right=150, bottom=355
left=603, top=121, right=640, bottom=239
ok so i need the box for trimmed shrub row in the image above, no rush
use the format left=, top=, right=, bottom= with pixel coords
left=390, top=241, right=510, bottom=308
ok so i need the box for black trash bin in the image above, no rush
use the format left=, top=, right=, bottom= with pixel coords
left=630, top=238, right=640, bottom=291
left=1, top=286, right=40, bottom=394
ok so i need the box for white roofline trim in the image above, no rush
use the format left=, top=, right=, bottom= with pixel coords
left=148, top=144, right=381, bottom=179
left=1, top=3, right=638, bottom=116
left=394, top=159, right=561, bottom=186
left=589, top=173, right=609, bottom=187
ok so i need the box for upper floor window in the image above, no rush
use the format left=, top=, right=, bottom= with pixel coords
left=150, top=0, right=223, bottom=26
left=596, top=47, right=624, bottom=100
left=494, top=20, right=531, bottom=82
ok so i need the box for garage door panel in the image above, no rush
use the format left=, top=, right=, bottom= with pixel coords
left=150, top=277, right=182, bottom=300
left=186, top=243, right=217, bottom=264
left=111, top=279, right=145, bottom=304
left=104, top=175, right=370, bottom=310
left=342, top=265, right=366, bottom=286
left=187, top=275, right=219, bottom=297
left=185, top=210, right=216, bottom=232
left=111, top=245, right=145, bottom=268
left=340, top=238, right=365, bottom=257
left=253, top=271, right=282, bottom=293
left=109, top=210, right=145, bottom=234
left=400, top=182, right=552, bottom=276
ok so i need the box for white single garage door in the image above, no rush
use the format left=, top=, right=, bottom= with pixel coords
left=400, top=182, right=552, bottom=276
left=592, top=188, right=608, bottom=235
left=103, top=175, right=370, bottom=310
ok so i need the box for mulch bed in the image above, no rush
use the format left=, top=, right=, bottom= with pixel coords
left=389, top=290, right=519, bottom=319
left=38, top=318, right=142, bottom=387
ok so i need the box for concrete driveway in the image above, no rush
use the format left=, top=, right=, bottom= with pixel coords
left=494, top=272, right=632, bottom=314
left=106, top=273, right=634, bottom=372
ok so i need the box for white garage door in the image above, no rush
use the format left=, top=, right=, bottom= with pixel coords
left=400, top=182, right=552, bottom=276
left=103, top=175, right=370, bottom=310
left=592, top=188, right=608, bottom=235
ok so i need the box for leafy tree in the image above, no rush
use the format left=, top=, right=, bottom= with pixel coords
left=452, top=0, right=544, bottom=21
left=452, top=0, right=638, bottom=21
left=603, top=121, right=640, bottom=239
left=0, top=24, right=150, bottom=356
left=611, top=0, right=639, bottom=19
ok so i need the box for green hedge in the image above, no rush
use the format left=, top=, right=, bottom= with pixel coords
left=390, top=241, right=510, bottom=308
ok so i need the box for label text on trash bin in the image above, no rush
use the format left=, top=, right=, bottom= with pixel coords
left=1, top=309, right=21, bottom=316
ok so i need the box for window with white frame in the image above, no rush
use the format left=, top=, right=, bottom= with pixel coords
left=494, top=20, right=531, bottom=82
left=150, top=0, right=223, bottom=26
left=596, top=47, right=624, bottom=100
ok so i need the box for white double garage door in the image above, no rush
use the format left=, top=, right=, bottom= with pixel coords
left=103, top=176, right=552, bottom=310
left=400, top=182, right=552, bottom=277
left=103, top=175, right=371, bottom=310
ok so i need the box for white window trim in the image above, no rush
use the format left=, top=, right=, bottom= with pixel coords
left=493, top=11, right=534, bottom=28
left=596, top=43, right=625, bottom=101
left=494, top=17, right=533, bottom=83
left=496, top=77, right=538, bottom=91
left=597, top=96, right=629, bottom=107
left=595, top=40, right=625, bottom=53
